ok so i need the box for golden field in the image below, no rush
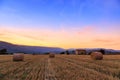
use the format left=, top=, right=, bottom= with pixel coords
left=0, top=54, right=120, bottom=80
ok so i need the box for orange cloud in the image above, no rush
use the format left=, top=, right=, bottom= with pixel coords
left=93, top=39, right=113, bottom=43
left=0, top=26, right=120, bottom=49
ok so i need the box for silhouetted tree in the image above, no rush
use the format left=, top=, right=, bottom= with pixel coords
left=60, top=52, right=65, bottom=54
left=99, top=49, right=105, bottom=54
left=66, top=50, right=69, bottom=55
left=44, top=52, right=50, bottom=55
left=72, top=50, right=75, bottom=54
left=0, top=48, right=7, bottom=55
left=88, top=52, right=92, bottom=55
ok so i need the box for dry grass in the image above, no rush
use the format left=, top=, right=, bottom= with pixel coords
left=0, top=54, right=120, bottom=80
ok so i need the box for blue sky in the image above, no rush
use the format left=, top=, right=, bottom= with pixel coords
left=0, top=0, right=120, bottom=49
left=0, top=0, right=120, bottom=29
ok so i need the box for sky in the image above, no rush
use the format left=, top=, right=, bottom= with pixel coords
left=0, top=0, right=120, bottom=49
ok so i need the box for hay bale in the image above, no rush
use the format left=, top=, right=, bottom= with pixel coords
left=49, top=53, right=55, bottom=58
left=91, top=52, right=103, bottom=60
left=13, top=53, right=24, bottom=61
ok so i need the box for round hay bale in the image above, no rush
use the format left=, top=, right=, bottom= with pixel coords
left=91, top=52, right=103, bottom=60
left=13, top=53, right=24, bottom=61
left=49, top=53, right=55, bottom=58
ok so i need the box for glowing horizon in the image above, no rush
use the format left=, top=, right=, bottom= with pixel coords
left=0, top=0, right=120, bottom=49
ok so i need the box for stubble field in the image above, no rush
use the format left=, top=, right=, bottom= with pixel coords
left=0, top=54, right=120, bottom=80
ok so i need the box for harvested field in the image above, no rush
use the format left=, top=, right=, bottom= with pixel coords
left=0, top=55, right=120, bottom=80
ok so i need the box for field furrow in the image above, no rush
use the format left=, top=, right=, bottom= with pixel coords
left=57, top=55, right=120, bottom=79
left=0, top=55, right=120, bottom=80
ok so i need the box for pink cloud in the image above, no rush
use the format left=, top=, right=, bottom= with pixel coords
left=93, top=39, right=113, bottom=43
left=77, top=26, right=96, bottom=35
left=0, top=25, right=120, bottom=49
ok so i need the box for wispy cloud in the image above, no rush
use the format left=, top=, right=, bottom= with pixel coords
left=77, top=26, right=96, bottom=35
left=93, top=39, right=113, bottom=43
left=92, top=38, right=120, bottom=49
left=0, top=24, right=120, bottom=49
left=0, top=33, right=4, bottom=36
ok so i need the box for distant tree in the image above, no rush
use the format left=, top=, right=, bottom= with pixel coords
left=0, top=48, right=7, bottom=55
left=32, top=53, right=36, bottom=55
left=66, top=50, right=69, bottom=55
left=60, top=52, right=65, bottom=54
left=44, top=52, right=50, bottom=55
left=99, top=49, right=105, bottom=54
left=9, top=53, right=13, bottom=55
left=88, top=52, right=92, bottom=55
left=72, top=50, right=75, bottom=54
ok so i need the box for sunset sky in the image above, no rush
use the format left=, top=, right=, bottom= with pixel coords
left=0, top=0, right=120, bottom=49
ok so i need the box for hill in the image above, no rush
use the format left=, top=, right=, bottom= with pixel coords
left=0, top=41, right=65, bottom=54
